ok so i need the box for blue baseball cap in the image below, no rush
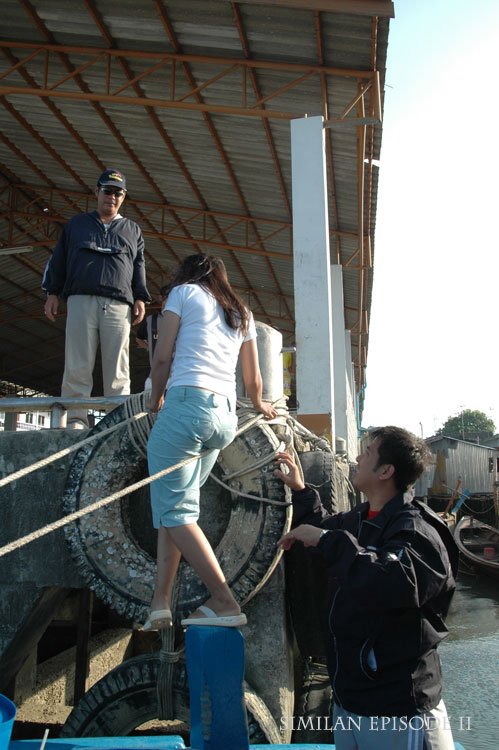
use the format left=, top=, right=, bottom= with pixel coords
left=97, top=169, right=127, bottom=191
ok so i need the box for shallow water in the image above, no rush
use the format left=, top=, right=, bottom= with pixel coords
left=440, top=572, right=499, bottom=750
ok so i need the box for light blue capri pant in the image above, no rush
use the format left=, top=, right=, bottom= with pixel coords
left=147, top=386, right=237, bottom=528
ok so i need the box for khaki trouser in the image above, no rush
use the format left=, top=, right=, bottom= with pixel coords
left=61, top=295, right=131, bottom=426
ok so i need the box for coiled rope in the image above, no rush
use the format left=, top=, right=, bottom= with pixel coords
left=157, top=565, right=185, bottom=719
left=0, top=395, right=294, bottom=559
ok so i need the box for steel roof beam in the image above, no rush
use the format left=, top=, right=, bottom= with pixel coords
left=314, top=10, right=342, bottom=265
left=80, top=0, right=212, bottom=269
left=78, top=0, right=277, bottom=325
left=0, top=99, right=88, bottom=191
left=153, top=0, right=278, bottom=328
left=0, top=44, right=109, bottom=182
left=2, top=202, right=371, bottom=264
left=1, top=13, right=134, bottom=281
left=355, top=17, right=378, bottom=393
left=350, top=16, right=379, bottom=391
left=0, top=38, right=376, bottom=118
left=0, top=85, right=340, bottom=122
left=219, top=1, right=394, bottom=17
left=0, top=25, right=376, bottom=328
left=0, top=41, right=377, bottom=78
left=230, top=2, right=294, bottom=322
left=16, top=0, right=188, bottom=280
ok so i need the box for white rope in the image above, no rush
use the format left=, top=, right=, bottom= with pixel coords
left=222, top=440, right=288, bottom=481
left=209, top=471, right=291, bottom=507
left=0, top=411, right=150, bottom=489
left=0, top=397, right=287, bottom=558
left=124, top=391, right=156, bottom=459
left=0, top=449, right=211, bottom=559
left=0, top=396, right=287, bottom=489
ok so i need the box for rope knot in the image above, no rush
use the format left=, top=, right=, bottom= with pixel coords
left=159, top=648, right=183, bottom=664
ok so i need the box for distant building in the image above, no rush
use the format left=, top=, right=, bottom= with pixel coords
left=481, top=434, right=499, bottom=449
left=0, top=409, right=51, bottom=431
left=414, top=435, right=499, bottom=497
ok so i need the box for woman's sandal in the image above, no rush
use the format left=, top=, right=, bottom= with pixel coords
left=143, top=608, right=173, bottom=631
left=181, top=605, right=246, bottom=628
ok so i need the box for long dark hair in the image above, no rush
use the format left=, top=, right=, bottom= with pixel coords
left=171, top=254, right=250, bottom=335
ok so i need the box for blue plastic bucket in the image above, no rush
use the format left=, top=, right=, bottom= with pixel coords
left=0, top=694, right=16, bottom=750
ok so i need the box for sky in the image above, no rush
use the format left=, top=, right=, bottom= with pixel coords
left=360, top=0, right=499, bottom=438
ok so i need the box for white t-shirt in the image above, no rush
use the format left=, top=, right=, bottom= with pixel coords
left=164, top=283, right=256, bottom=403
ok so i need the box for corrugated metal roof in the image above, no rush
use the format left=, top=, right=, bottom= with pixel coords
left=0, top=0, right=390, bottom=396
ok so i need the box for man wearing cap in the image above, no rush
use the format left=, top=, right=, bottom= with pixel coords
left=42, top=169, right=151, bottom=428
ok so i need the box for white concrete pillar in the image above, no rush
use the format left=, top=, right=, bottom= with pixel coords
left=344, top=330, right=359, bottom=459
left=291, top=116, right=335, bottom=445
left=345, top=330, right=355, bottom=403
left=331, top=264, right=348, bottom=448
left=4, top=412, right=18, bottom=431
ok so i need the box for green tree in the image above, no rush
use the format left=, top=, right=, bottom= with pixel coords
left=436, top=409, right=495, bottom=438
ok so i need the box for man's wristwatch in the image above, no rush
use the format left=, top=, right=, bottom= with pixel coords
left=319, top=529, right=329, bottom=540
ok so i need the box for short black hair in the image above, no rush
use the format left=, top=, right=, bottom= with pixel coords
left=369, top=426, right=432, bottom=492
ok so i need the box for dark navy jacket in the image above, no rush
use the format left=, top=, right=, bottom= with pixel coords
left=292, top=487, right=458, bottom=717
left=42, top=211, right=151, bottom=306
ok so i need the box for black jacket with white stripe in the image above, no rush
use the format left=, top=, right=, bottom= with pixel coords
left=291, top=487, right=458, bottom=718
left=42, top=210, right=150, bottom=306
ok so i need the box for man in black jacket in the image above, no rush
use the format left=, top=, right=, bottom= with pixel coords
left=42, top=170, right=151, bottom=427
left=276, top=426, right=457, bottom=750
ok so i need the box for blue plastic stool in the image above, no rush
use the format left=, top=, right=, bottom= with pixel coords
left=185, top=627, right=249, bottom=750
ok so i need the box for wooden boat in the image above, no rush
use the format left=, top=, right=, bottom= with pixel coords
left=454, top=516, right=499, bottom=579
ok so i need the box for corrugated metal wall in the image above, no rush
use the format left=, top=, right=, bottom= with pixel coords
left=415, top=437, right=498, bottom=496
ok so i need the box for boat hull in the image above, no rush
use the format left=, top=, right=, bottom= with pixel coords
left=454, top=516, right=499, bottom=579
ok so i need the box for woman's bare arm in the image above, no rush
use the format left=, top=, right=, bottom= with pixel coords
left=239, top=338, right=277, bottom=419
left=149, top=310, right=180, bottom=412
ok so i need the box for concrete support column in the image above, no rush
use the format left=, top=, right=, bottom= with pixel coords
left=344, top=330, right=359, bottom=459
left=4, top=412, right=17, bottom=431
left=331, top=264, right=348, bottom=449
left=291, top=116, right=334, bottom=445
left=50, top=403, right=67, bottom=429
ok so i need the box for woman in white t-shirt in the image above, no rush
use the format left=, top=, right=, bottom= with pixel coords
left=145, top=254, right=277, bottom=631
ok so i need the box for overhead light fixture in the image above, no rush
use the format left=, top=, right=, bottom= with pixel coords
left=0, top=245, right=34, bottom=255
